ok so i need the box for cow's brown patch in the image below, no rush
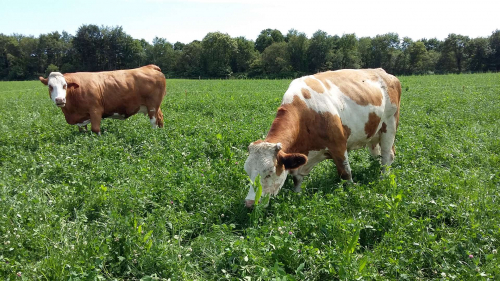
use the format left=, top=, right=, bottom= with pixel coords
left=380, top=122, right=387, bottom=133
left=304, top=77, right=325, bottom=94
left=314, top=70, right=384, bottom=106
left=342, top=124, right=351, bottom=140
left=252, top=140, right=264, bottom=145
left=264, top=95, right=351, bottom=180
left=301, top=88, right=311, bottom=99
left=275, top=161, right=284, bottom=176
left=364, top=112, right=381, bottom=138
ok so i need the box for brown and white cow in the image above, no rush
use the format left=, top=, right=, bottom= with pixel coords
left=244, top=68, right=401, bottom=207
left=39, top=64, right=166, bottom=134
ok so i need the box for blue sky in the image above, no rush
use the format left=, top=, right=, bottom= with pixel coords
left=1, top=0, right=498, bottom=43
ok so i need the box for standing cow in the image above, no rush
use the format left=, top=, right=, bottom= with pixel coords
left=244, top=68, right=401, bottom=207
left=39, top=64, right=166, bottom=134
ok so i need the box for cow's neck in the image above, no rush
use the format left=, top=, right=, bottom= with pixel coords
left=59, top=87, right=83, bottom=114
left=264, top=96, right=335, bottom=155
left=264, top=102, right=302, bottom=154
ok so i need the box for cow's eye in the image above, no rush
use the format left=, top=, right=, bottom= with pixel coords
left=63, top=84, right=67, bottom=90
left=264, top=175, right=271, bottom=179
left=49, top=85, right=53, bottom=91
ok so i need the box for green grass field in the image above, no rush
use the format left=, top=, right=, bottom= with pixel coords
left=1, top=74, right=499, bottom=280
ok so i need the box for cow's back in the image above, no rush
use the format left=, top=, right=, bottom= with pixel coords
left=65, top=65, right=166, bottom=114
left=281, top=68, right=401, bottom=149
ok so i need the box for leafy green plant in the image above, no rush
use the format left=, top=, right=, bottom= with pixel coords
left=1, top=74, right=499, bottom=280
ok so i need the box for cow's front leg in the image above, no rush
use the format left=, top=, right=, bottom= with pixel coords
left=89, top=109, right=103, bottom=135
left=292, top=174, right=304, bottom=193
left=332, top=150, right=352, bottom=182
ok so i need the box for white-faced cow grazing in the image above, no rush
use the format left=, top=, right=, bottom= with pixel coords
left=244, top=68, right=401, bottom=207
left=39, top=65, right=166, bottom=134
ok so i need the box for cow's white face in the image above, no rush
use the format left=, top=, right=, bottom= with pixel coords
left=40, top=72, right=68, bottom=107
left=244, top=141, right=307, bottom=207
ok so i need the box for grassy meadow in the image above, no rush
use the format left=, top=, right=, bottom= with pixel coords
left=0, top=73, right=499, bottom=280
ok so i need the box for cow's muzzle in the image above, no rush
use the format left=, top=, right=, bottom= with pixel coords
left=55, top=98, right=66, bottom=107
left=245, top=200, right=255, bottom=208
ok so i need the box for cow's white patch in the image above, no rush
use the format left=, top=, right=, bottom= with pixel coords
left=47, top=72, right=67, bottom=106
left=150, top=117, right=157, bottom=128
left=108, top=113, right=126, bottom=120
left=76, top=120, right=90, bottom=127
left=138, top=106, right=148, bottom=115
left=295, top=149, right=330, bottom=177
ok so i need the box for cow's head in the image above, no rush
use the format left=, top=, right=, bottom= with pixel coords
left=244, top=141, right=307, bottom=207
left=39, top=72, right=78, bottom=107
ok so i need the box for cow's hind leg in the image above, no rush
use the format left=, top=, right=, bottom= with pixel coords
left=156, top=107, right=164, bottom=128
left=368, top=133, right=382, bottom=160
left=380, top=117, right=397, bottom=168
left=146, top=106, right=158, bottom=129
left=145, top=103, right=164, bottom=129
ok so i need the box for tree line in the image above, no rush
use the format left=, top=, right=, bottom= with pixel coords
left=1, top=24, right=499, bottom=80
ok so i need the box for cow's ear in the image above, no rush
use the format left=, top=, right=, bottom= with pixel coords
left=275, top=142, right=282, bottom=152
left=278, top=152, right=307, bottom=170
left=39, top=77, right=48, bottom=85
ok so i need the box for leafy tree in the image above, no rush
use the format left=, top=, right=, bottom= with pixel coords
left=1, top=35, right=24, bottom=80
left=201, top=32, right=237, bottom=77
left=335, top=33, right=361, bottom=69
left=466, top=37, right=491, bottom=72
left=37, top=32, right=64, bottom=75
left=0, top=34, right=10, bottom=79
left=175, top=40, right=203, bottom=78
left=408, top=41, right=428, bottom=74
left=440, top=33, right=470, bottom=73
left=45, top=64, right=59, bottom=76
left=371, top=33, right=400, bottom=73
left=173, top=42, right=185, bottom=51
left=421, top=38, right=442, bottom=52
left=231, top=37, right=258, bottom=74
left=72, top=24, right=103, bottom=71
left=286, top=29, right=309, bottom=73
left=150, top=37, right=176, bottom=74
left=132, top=39, right=151, bottom=68
left=261, top=42, right=291, bottom=74
left=307, top=30, right=335, bottom=72
left=255, top=29, right=284, bottom=53
left=394, top=37, right=413, bottom=75
left=358, top=37, right=373, bottom=68
left=489, top=29, right=500, bottom=71
left=101, top=26, right=137, bottom=70
left=58, top=31, right=76, bottom=73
